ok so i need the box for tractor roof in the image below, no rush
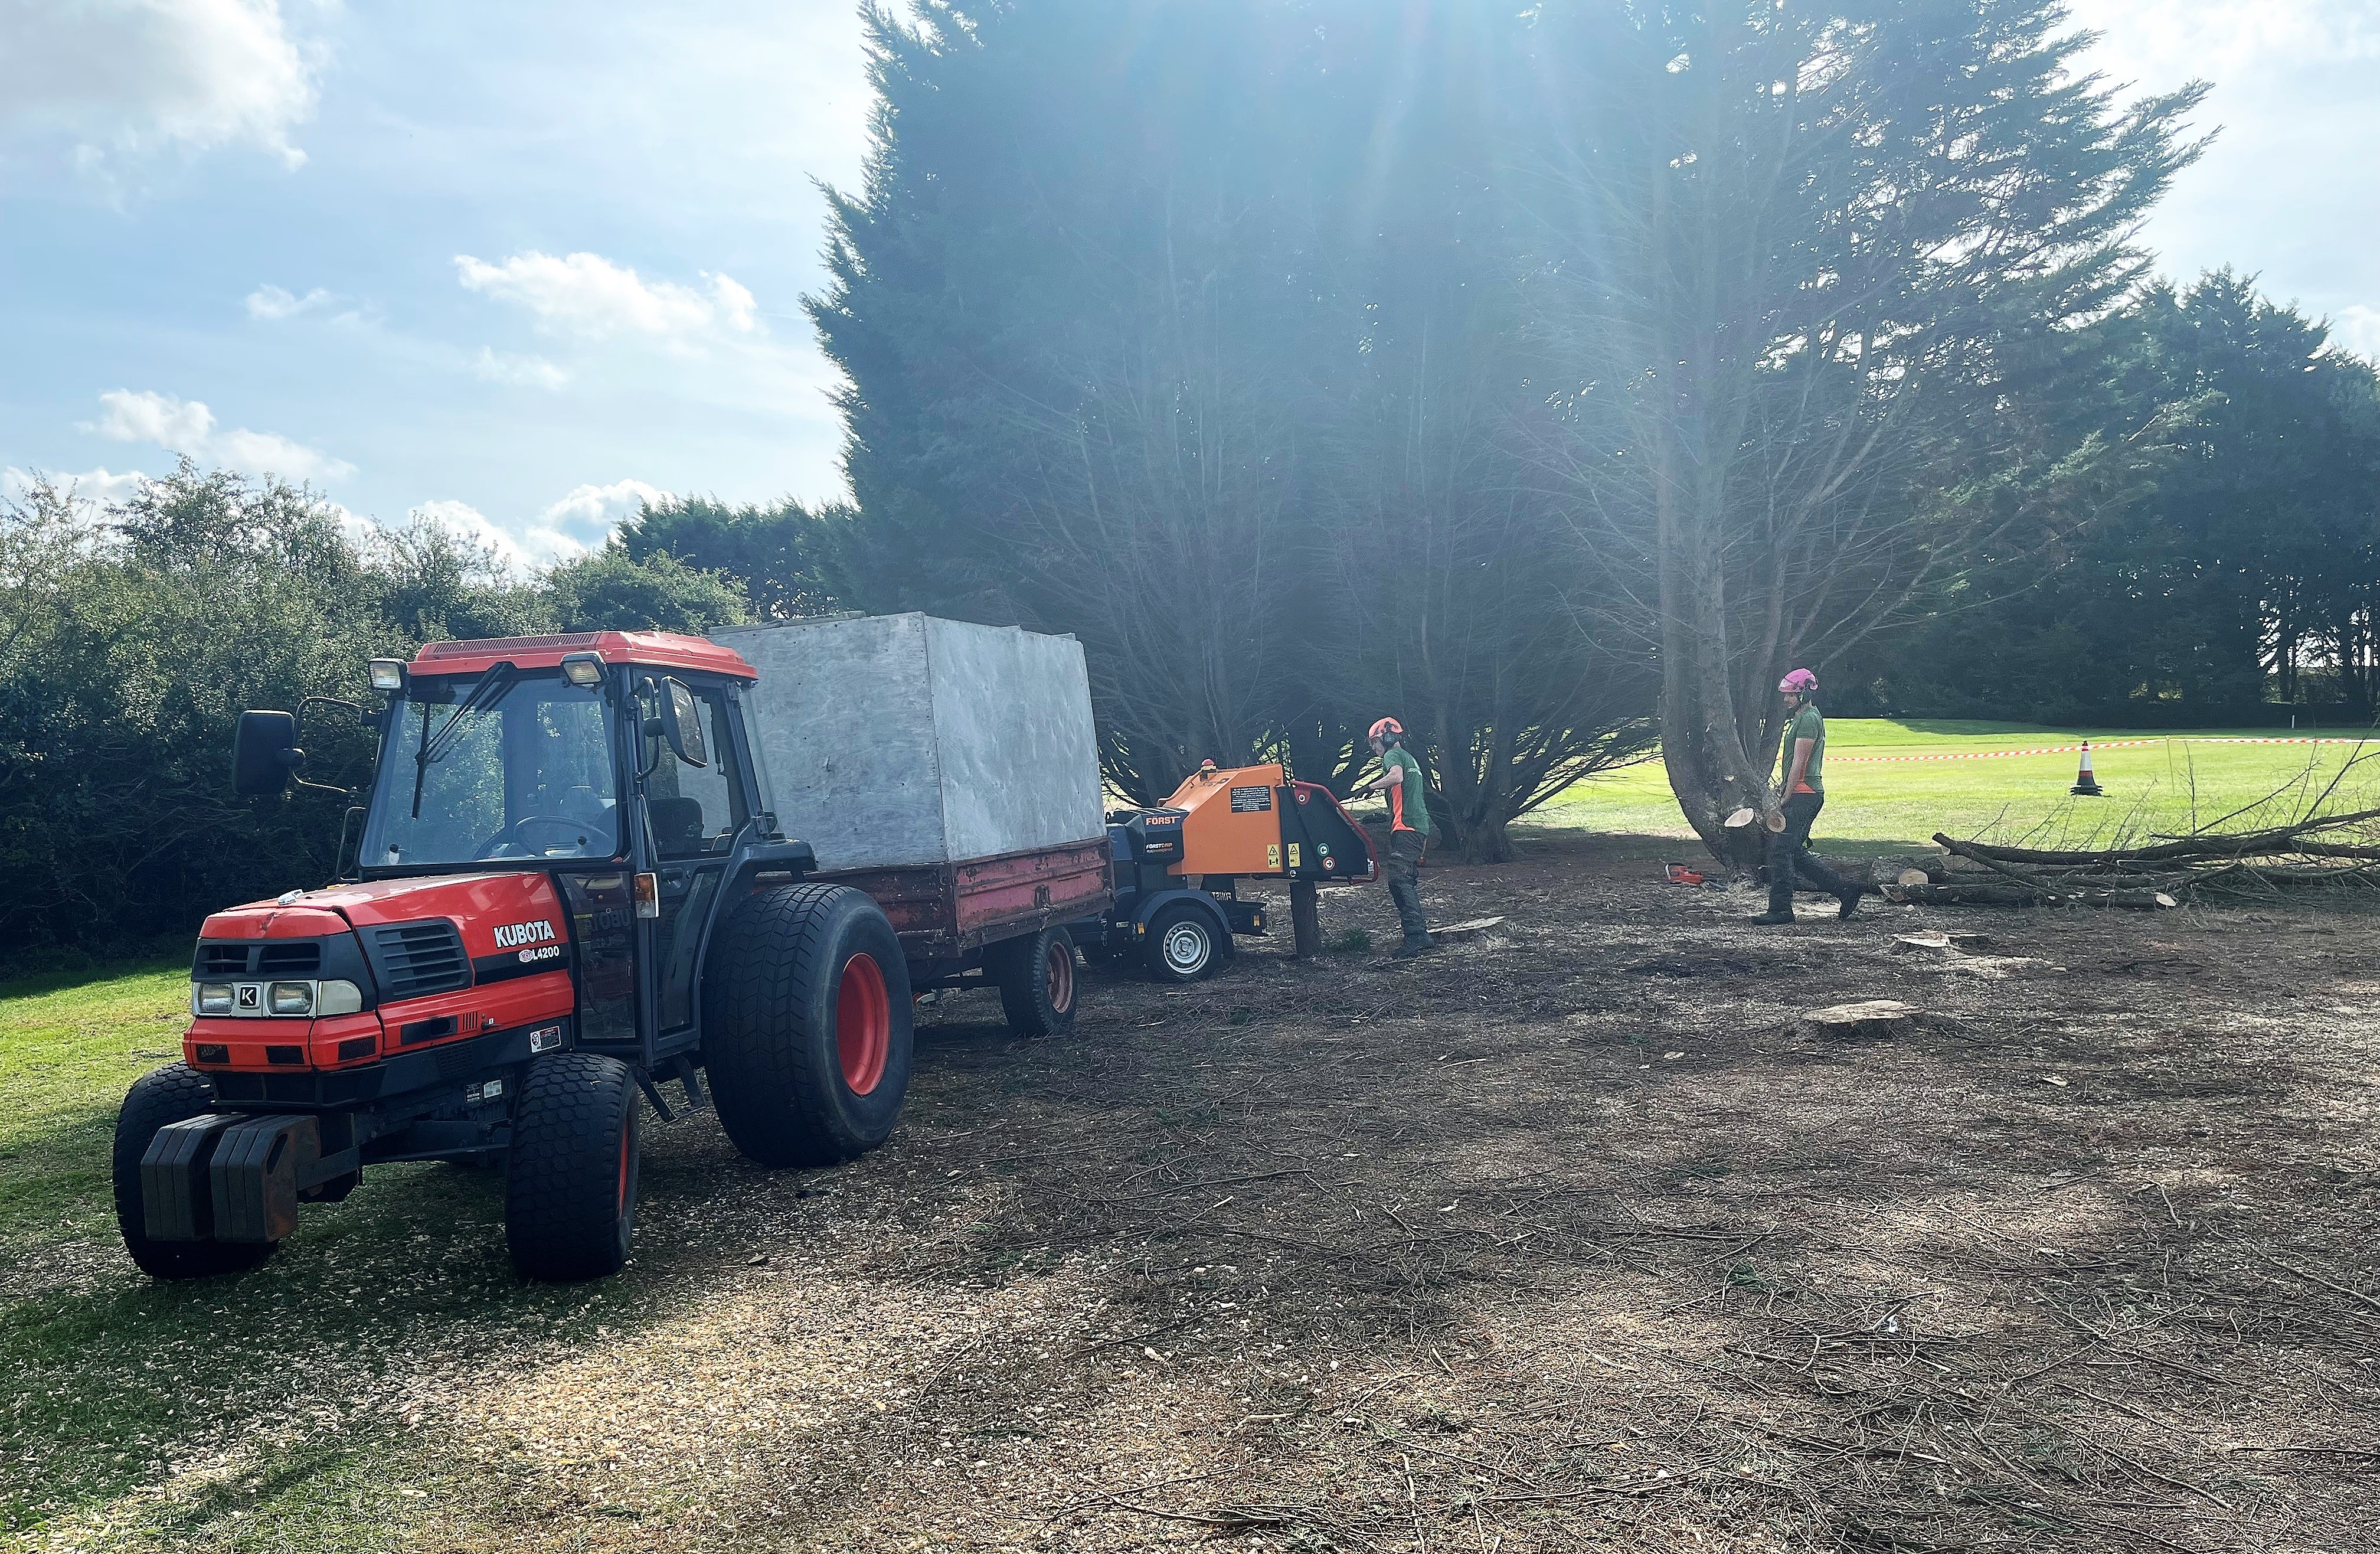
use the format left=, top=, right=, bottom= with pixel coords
left=410, top=630, right=757, bottom=680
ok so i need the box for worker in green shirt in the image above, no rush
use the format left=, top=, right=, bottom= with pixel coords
left=1750, top=668, right=1864, bottom=926
left=1348, top=716, right=1434, bottom=956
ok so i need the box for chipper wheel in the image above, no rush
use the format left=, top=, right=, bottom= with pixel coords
left=990, top=925, right=1078, bottom=1037
left=505, top=1052, right=640, bottom=1281
left=1145, top=902, right=1223, bottom=984
left=113, top=1063, right=277, bottom=1281
left=702, top=884, right=914, bottom=1168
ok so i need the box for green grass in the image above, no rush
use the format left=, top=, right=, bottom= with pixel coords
left=1536, top=717, right=2380, bottom=851
left=0, top=959, right=662, bottom=1546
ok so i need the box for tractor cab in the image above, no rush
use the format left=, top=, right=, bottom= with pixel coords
left=225, top=631, right=815, bottom=1078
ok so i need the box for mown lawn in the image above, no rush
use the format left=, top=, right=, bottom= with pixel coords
left=1536, top=717, right=2380, bottom=851
left=0, top=961, right=637, bottom=1549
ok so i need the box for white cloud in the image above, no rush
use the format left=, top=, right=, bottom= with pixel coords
left=246, top=283, right=335, bottom=321
left=90, top=389, right=215, bottom=448
left=4, top=465, right=151, bottom=509
left=83, top=389, right=352, bottom=482
left=400, top=482, right=670, bottom=570
left=472, top=347, right=570, bottom=390
left=453, top=251, right=763, bottom=345
left=0, top=0, right=320, bottom=173
left=2332, top=305, right=2380, bottom=361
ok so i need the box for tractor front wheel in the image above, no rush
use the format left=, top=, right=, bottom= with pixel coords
left=113, top=1063, right=278, bottom=1281
left=505, top=1052, right=640, bottom=1281
left=702, top=884, right=915, bottom=1168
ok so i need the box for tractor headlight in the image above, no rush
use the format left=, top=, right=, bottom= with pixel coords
left=369, top=658, right=406, bottom=691
left=195, top=982, right=234, bottom=1016
left=268, top=981, right=315, bottom=1016
left=559, top=651, right=605, bottom=688
left=315, top=980, right=364, bottom=1016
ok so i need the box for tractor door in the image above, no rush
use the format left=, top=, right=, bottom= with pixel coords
left=636, top=675, right=753, bottom=1048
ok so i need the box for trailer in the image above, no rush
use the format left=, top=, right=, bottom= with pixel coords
left=114, top=615, right=1109, bottom=1283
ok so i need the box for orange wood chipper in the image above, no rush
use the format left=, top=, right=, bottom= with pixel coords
left=1072, top=761, right=1378, bottom=981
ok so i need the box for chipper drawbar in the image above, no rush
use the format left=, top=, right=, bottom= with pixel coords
left=117, top=615, right=1109, bottom=1282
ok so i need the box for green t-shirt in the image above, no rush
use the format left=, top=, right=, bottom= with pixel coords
left=1779, top=704, right=1825, bottom=795
left=1382, top=745, right=1431, bottom=834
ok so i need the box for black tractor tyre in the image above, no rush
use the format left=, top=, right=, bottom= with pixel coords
left=504, top=1053, right=640, bottom=1281
left=991, top=925, right=1079, bottom=1037
left=113, top=1063, right=277, bottom=1281
left=702, top=884, right=915, bottom=1168
left=1145, top=903, right=1222, bottom=984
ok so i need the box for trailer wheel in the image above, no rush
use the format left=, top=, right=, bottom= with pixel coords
left=702, top=884, right=915, bottom=1168
left=112, top=1063, right=276, bottom=1281
left=505, top=1053, right=640, bottom=1281
left=992, top=926, right=1078, bottom=1037
left=1145, top=903, right=1221, bottom=984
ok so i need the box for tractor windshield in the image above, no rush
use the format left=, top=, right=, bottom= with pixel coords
left=359, top=670, right=622, bottom=868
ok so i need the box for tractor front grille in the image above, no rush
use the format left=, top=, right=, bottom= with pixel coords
left=195, top=940, right=323, bottom=978
left=367, top=920, right=469, bottom=1000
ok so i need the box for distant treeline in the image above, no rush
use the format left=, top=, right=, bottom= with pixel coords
left=0, top=466, right=749, bottom=962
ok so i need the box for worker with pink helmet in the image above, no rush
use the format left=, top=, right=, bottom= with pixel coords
left=1750, top=669, right=1864, bottom=925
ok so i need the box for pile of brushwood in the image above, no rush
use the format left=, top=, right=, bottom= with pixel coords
left=1885, top=805, right=2380, bottom=910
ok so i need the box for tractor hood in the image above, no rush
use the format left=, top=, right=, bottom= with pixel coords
left=199, top=871, right=577, bottom=994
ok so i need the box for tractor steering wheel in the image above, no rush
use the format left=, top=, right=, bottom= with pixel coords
left=481, top=814, right=597, bottom=858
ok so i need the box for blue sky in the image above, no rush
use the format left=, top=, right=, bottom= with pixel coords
left=4, top=1, right=2375, bottom=566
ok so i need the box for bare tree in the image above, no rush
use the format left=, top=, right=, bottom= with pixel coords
left=1526, top=0, right=2207, bottom=861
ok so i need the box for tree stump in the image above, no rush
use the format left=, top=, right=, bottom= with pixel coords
left=1290, top=879, right=1322, bottom=959
left=1892, top=931, right=1993, bottom=955
left=1799, top=1000, right=1921, bottom=1039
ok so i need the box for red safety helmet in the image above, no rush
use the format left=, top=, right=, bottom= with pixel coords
left=1368, top=716, right=1404, bottom=741
left=1778, top=668, right=1818, bottom=694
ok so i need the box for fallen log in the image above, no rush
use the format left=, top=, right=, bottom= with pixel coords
left=1884, top=883, right=2176, bottom=909
left=1946, top=805, right=2380, bottom=868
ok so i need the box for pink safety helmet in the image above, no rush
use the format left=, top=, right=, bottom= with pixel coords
left=1779, top=668, right=1818, bottom=694
left=1369, top=716, right=1405, bottom=741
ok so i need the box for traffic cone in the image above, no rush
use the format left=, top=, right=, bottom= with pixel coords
left=2070, top=742, right=2103, bottom=796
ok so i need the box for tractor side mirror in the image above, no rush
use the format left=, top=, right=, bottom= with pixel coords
left=657, top=678, right=708, bottom=768
left=232, top=710, right=304, bottom=796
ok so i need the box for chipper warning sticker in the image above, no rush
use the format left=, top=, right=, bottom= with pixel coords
left=1230, top=786, right=1273, bottom=812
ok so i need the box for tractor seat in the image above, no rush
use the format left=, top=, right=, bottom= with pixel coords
left=649, top=796, right=705, bottom=858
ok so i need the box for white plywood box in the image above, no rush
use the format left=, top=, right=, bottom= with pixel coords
left=712, top=613, right=1106, bottom=871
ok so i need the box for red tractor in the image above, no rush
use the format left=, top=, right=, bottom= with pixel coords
left=116, top=622, right=1109, bottom=1281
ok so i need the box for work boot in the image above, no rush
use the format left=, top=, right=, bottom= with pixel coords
left=1837, top=890, right=1862, bottom=921
left=1747, top=910, right=1796, bottom=926
left=1394, top=936, right=1436, bottom=958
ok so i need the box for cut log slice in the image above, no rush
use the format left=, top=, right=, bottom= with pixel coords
left=1891, top=931, right=1993, bottom=955
left=1800, top=1000, right=1921, bottom=1039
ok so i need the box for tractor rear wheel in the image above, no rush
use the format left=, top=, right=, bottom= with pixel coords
left=991, top=925, right=1078, bottom=1037
left=1145, top=903, right=1221, bottom=984
left=505, top=1052, right=640, bottom=1281
left=113, top=1063, right=278, bottom=1281
left=702, top=884, right=914, bottom=1168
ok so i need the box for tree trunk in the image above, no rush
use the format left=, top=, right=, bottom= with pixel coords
left=1290, top=879, right=1322, bottom=959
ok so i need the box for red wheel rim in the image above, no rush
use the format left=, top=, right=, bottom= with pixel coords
left=836, top=952, right=891, bottom=1095
left=1044, top=941, right=1074, bottom=1014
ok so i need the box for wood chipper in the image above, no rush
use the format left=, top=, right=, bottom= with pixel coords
left=115, top=613, right=1109, bottom=1283
left=1077, top=761, right=1377, bottom=981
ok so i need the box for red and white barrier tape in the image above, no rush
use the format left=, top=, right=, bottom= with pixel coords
left=1830, top=736, right=2372, bottom=765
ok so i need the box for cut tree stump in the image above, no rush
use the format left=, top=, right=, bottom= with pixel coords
left=1430, top=917, right=1506, bottom=943
left=1800, top=1000, right=1921, bottom=1039
left=1290, top=879, right=1322, bottom=959
left=1892, top=931, right=1993, bottom=955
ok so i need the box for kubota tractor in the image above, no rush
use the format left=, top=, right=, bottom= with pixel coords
left=116, top=628, right=1106, bottom=1282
